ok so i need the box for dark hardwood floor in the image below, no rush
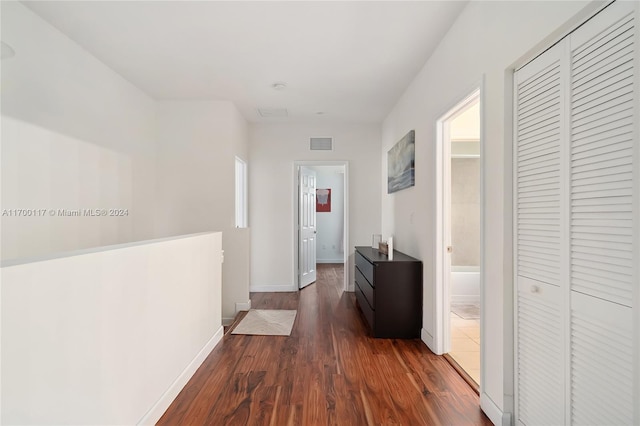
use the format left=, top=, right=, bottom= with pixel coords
left=158, top=264, right=491, bottom=425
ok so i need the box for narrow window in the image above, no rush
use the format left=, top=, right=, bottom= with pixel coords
left=235, top=157, right=248, bottom=228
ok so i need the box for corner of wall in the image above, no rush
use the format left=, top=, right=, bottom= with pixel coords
left=480, top=392, right=511, bottom=426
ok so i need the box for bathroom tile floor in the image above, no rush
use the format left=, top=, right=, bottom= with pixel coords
left=450, top=312, right=480, bottom=385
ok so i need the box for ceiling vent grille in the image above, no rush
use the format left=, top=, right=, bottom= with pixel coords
left=257, top=108, right=288, bottom=118
left=310, top=137, right=333, bottom=151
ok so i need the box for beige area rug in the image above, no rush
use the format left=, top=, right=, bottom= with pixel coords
left=451, top=303, right=480, bottom=320
left=231, top=309, right=297, bottom=336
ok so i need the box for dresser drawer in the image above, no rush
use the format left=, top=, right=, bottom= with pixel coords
left=355, top=284, right=374, bottom=332
left=355, top=251, right=374, bottom=286
left=355, top=267, right=374, bottom=308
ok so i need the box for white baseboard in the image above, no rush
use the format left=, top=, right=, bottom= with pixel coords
left=451, top=295, right=481, bottom=304
left=223, top=300, right=253, bottom=325
left=421, top=328, right=439, bottom=354
left=480, top=392, right=511, bottom=426
left=316, top=259, right=345, bottom=264
left=250, top=284, right=297, bottom=292
left=235, top=300, right=251, bottom=312
left=137, top=326, right=224, bottom=425
left=222, top=299, right=251, bottom=326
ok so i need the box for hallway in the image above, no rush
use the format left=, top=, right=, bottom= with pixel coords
left=158, top=264, right=490, bottom=425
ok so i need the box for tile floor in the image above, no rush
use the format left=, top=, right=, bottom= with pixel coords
left=450, top=312, right=480, bottom=385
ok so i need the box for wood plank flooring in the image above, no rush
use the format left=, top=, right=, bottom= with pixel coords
left=158, top=264, right=491, bottom=425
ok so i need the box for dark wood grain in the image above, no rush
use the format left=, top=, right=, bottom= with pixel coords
left=157, top=264, right=491, bottom=426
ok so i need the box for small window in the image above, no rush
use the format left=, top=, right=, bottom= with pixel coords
left=235, top=157, right=248, bottom=228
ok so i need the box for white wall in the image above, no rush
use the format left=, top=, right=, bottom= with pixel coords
left=154, top=101, right=250, bottom=323
left=380, top=1, right=595, bottom=423
left=250, top=123, right=380, bottom=291
left=0, top=4, right=251, bottom=420
left=1, top=232, right=223, bottom=425
left=312, top=166, right=345, bottom=263
left=0, top=2, right=157, bottom=261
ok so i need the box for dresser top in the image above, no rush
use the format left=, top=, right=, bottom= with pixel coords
left=355, top=246, right=421, bottom=263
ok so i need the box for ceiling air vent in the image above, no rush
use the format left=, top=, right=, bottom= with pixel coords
left=257, top=108, right=288, bottom=118
left=310, top=137, right=333, bottom=151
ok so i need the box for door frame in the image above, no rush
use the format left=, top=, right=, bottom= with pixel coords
left=293, top=160, right=349, bottom=292
left=435, top=85, right=484, bottom=366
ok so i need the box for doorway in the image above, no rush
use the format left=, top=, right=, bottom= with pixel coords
left=294, top=161, right=349, bottom=292
left=436, top=89, right=482, bottom=388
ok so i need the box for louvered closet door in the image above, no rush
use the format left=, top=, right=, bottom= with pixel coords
left=515, top=2, right=638, bottom=426
left=514, top=41, right=567, bottom=426
left=568, top=2, right=636, bottom=424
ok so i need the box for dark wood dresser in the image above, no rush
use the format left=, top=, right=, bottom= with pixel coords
left=354, top=246, right=423, bottom=338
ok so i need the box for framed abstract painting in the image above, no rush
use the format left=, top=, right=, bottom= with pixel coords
left=388, top=130, right=415, bottom=193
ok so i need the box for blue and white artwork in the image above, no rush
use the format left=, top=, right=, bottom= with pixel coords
left=388, top=130, right=415, bottom=194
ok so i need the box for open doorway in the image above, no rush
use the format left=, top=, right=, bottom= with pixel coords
left=294, top=161, right=349, bottom=292
left=436, top=89, right=482, bottom=389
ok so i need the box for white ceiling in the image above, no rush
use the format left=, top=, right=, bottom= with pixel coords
left=22, top=1, right=468, bottom=124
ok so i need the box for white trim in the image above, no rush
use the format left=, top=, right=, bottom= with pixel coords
left=250, top=284, right=297, bottom=292
left=502, top=65, right=517, bottom=425
left=293, top=160, right=350, bottom=293
left=316, top=259, right=345, bottom=264
left=136, top=326, right=224, bottom=425
left=480, top=392, right=511, bottom=426
left=420, top=328, right=438, bottom=355
left=235, top=300, right=251, bottom=312
left=223, top=301, right=251, bottom=326
left=1, top=231, right=216, bottom=268
left=451, top=138, right=480, bottom=143
left=451, top=154, right=480, bottom=159
left=477, top=78, right=488, bottom=410
left=435, top=86, right=482, bottom=358
left=634, top=6, right=640, bottom=425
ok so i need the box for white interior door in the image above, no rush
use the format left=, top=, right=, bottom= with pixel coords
left=298, top=166, right=317, bottom=289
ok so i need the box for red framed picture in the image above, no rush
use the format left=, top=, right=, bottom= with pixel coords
left=316, top=188, right=331, bottom=212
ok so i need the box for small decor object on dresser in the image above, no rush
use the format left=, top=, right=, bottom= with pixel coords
left=354, top=246, right=423, bottom=338
left=378, top=242, right=388, bottom=255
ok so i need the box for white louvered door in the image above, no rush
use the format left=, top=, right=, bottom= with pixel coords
left=514, top=1, right=638, bottom=425
left=568, top=3, right=636, bottom=424
left=514, top=41, right=567, bottom=426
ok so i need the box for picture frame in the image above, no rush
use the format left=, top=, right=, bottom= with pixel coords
left=388, top=130, right=415, bottom=193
